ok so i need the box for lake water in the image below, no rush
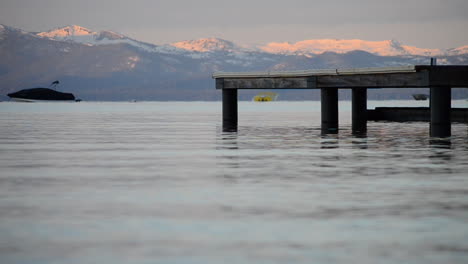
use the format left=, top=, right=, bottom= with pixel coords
left=1, top=100, right=468, bottom=264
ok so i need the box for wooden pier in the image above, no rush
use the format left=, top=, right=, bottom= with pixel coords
left=213, top=65, right=468, bottom=137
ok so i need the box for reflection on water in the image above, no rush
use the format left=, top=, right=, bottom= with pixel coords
left=0, top=101, right=468, bottom=264
left=320, top=135, right=340, bottom=149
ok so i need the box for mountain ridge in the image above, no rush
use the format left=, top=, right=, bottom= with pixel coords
left=30, top=24, right=467, bottom=57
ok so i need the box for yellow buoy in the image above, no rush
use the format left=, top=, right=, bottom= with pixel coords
left=253, top=92, right=278, bottom=102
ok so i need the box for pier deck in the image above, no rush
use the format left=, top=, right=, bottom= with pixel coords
left=213, top=65, right=468, bottom=137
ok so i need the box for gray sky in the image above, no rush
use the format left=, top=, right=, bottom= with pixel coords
left=1, top=0, right=468, bottom=49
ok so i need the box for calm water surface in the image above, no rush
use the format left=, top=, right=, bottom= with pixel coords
left=1, top=101, right=468, bottom=264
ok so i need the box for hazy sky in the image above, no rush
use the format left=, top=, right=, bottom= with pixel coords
left=1, top=0, right=468, bottom=49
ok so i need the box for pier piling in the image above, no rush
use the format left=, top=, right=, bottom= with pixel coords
left=352, top=88, right=367, bottom=134
left=430, top=86, right=451, bottom=137
left=321, top=88, right=339, bottom=134
left=222, top=89, right=238, bottom=132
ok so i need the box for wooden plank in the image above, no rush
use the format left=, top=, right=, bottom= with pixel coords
left=316, top=72, right=429, bottom=88
left=212, top=66, right=416, bottom=79
left=215, top=66, right=468, bottom=90
left=219, top=72, right=428, bottom=89
left=222, top=77, right=311, bottom=89
left=216, top=78, right=224, bottom=89
left=213, top=70, right=335, bottom=78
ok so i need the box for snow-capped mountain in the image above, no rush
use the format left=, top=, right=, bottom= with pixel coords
left=171, top=38, right=241, bottom=52
left=446, top=45, right=468, bottom=56
left=0, top=24, right=29, bottom=39
left=36, top=25, right=162, bottom=52
left=37, top=25, right=95, bottom=40
left=35, top=25, right=211, bottom=56
left=32, top=25, right=467, bottom=58
left=37, top=25, right=130, bottom=45
left=168, top=37, right=465, bottom=57
left=258, top=39, right=442, bottom=57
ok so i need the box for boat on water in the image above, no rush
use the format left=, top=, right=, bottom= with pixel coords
left=7, top=88, right=76, bottom=102
left=412, top=94, right=429, bottom=101
left=7, top=81, right=79, bottom=102
left=253, top=92, right=278, bottom=102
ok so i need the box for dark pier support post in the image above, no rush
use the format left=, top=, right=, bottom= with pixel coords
left=222, top=89, right=238, bottom=132
left=321, top=87, right=339, bottom=134
left=430, top=86, right=451, bottom=137
left=352, top=88, right=367, bottom=134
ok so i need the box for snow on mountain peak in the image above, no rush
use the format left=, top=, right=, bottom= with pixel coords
left=446, top=45, right=468, bottom=56
left=0, top=24, right=30, bottom=39
left=37, top=25, right=94, bottom=38
left=259, top=39, right=442, bottom=57
left=37, top=25, right=101, bottom=46
left=36, top=25, right=153, bottom=49
left=0, top=24, right=23, bottom=34
left=96, top=30, right=125, bottom=41
left=37, top=25, right=134, bottom=44
left=171, top=38, right=238, bottom=52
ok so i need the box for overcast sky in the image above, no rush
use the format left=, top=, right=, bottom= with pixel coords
left=1, top=0, right=467, bottom=49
